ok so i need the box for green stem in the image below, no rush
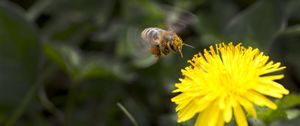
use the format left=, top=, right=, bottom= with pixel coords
left=4, top=78, right=41, bottom=126
left=37, top=65, right=64, bottom=123
left=4, top=60, right=54, bottom=126
left=26, top=0, right=52, bottom=21
left=38, top=86, right=64, bottom=122
left=117, top=102, right=139, bottom=126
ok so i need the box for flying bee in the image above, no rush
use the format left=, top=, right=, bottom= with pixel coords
left=140, top=27, right=194, bottom=58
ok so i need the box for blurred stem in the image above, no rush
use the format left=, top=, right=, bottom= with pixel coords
left=117, top=103, right=139, bottom=126
left=4, top=62, right=56, bottom=126
left=4, top=80, right=40, bottom=126
left=37, top=65, right=65, bottom=123
left=4, top=72, right=46, bottom=126
left=26, top=0, right=51, bottom=21
left=38, top=85, right=64, bottom=123
left=65, top=80, right=80, bottom=126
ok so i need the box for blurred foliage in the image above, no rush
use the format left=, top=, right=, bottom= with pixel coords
left=257, top=94, right=300, bottom=125
left=0, top=0, right=300, bottom=126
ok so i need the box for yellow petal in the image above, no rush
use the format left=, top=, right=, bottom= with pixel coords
left=206, top=103, right=221, bottom=126
left=177, top=100, right=200, bottom=122
left=233, top=102, right=248, bottom=126
left=194, top=103, right=220, bottom=126
left=194, top=108, right=210, bottom=126
left=261, top=66, right=285, bottom=75
left=257, top=79, right=289, bottom=95
left=246, top=90, right=277, bottom=109
left=221, top=97, right=233, bottom=122
left=260, top=75, right=284, bottom=80
left=253, top=83, right=288, bottom=98
left=237, top=95, right=257, bottom=118
left=216, top=112, right=225, bottom=126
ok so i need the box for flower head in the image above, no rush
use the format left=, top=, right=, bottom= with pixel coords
left=171, top=43, right=289, bottom=126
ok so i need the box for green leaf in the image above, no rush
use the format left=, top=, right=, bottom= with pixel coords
left=26, top=0, right=52, bottom=21
left=284, top=0, right=300, bottom=17
left=42, top=15, right=94, bottom=45
left=195, top=0, right=237, bottom=36
left=270, top=25, right=300, bottom=89
left=223, top=0, right=285, bottom=50
left=79, top=57, right=134, bottom=81
left=257, top=105, right=287, bottom=124
left=39, top=0, right=112, bottom=44
left=44, top=43, right=133, bottom=82
left=270, top=115, right=300, bottom=126
left=281, top=25, right=300, bottom=35
left=43, top=43, right=82, bottom=80
left=257, top=95, right=300, bottom=124
left=280, top=94, right=300, bottom=109
left=0, top=0, right=39, bottom=114
left=285, top=109, right=300, bottom=120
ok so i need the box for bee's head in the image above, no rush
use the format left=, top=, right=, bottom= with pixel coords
left=170, top=34, right=184, bottom=57
left=164, top=32, right=193, bottom=57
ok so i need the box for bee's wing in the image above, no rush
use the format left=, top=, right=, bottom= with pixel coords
left=161, top=5, right=198, bottom=32
left=125, top=27, right=157, bottom=67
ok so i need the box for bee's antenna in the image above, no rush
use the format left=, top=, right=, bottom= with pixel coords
left=183, top=43, right=194, bottom=48
left=179, top=50, right=183, bottom=58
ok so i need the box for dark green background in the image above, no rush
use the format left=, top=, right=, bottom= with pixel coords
left=0, top=0, right=300, bottom=125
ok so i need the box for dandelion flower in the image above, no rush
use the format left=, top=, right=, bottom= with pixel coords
left=171, top=43, right=289, bottom=126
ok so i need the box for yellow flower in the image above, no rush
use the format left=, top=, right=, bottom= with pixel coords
left=171, top=43, right=289, bottom=126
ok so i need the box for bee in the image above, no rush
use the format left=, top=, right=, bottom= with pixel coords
left=140, top=27, right=193, bottom=58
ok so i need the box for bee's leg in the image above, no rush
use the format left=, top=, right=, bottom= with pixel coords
left=149, top=46, right=161, bottom=58
left=159, top=39, right=169, bottom=55
left=162, top=46, right=170, bottom=55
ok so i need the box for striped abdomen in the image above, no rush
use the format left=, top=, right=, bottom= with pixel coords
left=141, top=27, right=165, bottom=45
